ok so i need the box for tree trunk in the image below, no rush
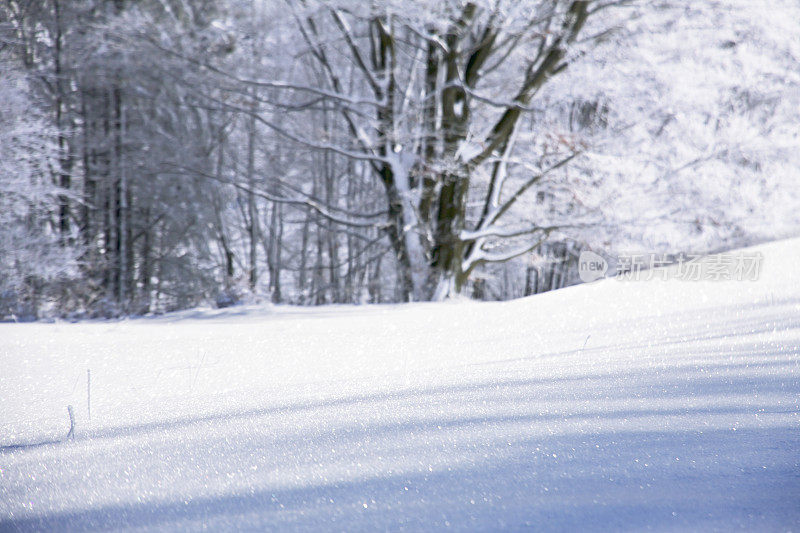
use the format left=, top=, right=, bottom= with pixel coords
left=298, top=206, right=311, bottom=303
left=140, top=209, right=152, bottom=314
left=53, top=0, right=72, bottom=245
left=115, top=87, right=128, bottom=311
left=246, top=95, right=259, bottom=292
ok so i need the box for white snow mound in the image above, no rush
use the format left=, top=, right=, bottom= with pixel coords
left=1, top=238, right=798, bottom=531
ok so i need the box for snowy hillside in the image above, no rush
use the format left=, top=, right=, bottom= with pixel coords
left=1, top=238, right=799, bottom=531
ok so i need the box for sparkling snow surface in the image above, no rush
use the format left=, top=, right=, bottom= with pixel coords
left=1, top=240, right=799, bottom=531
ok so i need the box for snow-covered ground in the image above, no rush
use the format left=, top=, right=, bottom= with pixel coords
left=1, top=239, right=799, bottom=531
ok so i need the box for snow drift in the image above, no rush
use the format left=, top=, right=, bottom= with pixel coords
left=1, top=239, right=798, bottom=531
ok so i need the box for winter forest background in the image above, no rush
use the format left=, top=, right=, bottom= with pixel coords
left=1, top=0, right=798, bottom=319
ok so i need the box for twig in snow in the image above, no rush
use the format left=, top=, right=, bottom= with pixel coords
left=66, top=405, right=75, bottom=440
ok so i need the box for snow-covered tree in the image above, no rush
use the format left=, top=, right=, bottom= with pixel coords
left=209, top=0, right=627, bottom=300
left=0, top=61, right=77, bottom=319
left=546, top=0, right=800, bottom=254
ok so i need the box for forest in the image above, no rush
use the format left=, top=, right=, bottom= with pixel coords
left=1, top=0, right=798, bottom=319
